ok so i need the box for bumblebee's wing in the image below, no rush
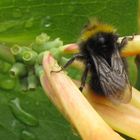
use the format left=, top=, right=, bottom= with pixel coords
left=91, top=49, right=132, bottom=104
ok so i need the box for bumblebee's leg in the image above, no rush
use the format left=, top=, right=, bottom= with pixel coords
left=79, top=63, right=90, bottom=92
left=120, top=35, right=135, bottom=49
left=51, top=54, right=84, bottom=73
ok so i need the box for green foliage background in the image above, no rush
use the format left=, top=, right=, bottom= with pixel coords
left=0, top=0, right=137, bottom=44
left=0, top=0, right=138, bottom=140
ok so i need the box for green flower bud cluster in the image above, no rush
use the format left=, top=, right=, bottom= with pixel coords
left=0, top=33, right=64, bottom=91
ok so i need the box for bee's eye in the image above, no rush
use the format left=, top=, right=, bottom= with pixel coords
left=98, top=37, right=105, bottom=44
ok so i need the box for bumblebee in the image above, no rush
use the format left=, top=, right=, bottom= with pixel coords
left=53, top=20, right=132, bottom=104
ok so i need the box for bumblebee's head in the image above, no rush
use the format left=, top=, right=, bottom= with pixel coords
left=79, top=20, right=119, bottom=58
left=87, top=32, right=118, bottom=55
left=79, top=19, right=117, bottom=42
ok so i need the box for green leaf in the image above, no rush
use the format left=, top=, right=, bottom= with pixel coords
left=0, top=88, right=81, bottom=140
left=127, top=57, right=137, bottom=86
left=0, top=0, right=137, bottom=44
left=0, top=0, right=138, bottom=140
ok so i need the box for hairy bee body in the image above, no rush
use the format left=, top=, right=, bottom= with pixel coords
left=78, top=21, right=132, bottom=103
left=53, top=20, right=132, bottom=104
